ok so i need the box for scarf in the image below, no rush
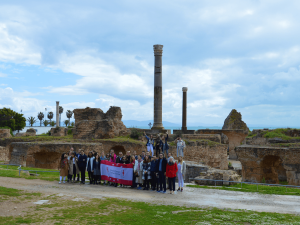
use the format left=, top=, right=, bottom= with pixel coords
left=61, top=158, right=67, bottom=168
left=137, top=159, right=143, bottom=170
left=168, top=161, right=175, bottom=166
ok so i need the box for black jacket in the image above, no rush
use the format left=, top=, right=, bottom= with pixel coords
left=156, top=158, right=167, bottom=173
left=116, top=157, right=124, bottom=164
left=93, top=159, right=101, bottom=170
left=78, top=154, right=87, bottom=168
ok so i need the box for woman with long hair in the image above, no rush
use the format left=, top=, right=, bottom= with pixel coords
left=86, top=151, right=95, bottom=184
left=177, top=156, right=186, bottom=192
left=130, top=155, right=136, bottom=188
left=142, top=155, right=151, bottom=190
left=134, top=155, right=144, bottom=190
left=93, top=154, right=101, bottom=185
left=166, top=157, right=178, bottom=194
left=68, top=152, right=79, bottom=183
left=59, top=153, right=68, bottom=184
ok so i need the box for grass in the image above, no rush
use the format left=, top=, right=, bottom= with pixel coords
left=187, top=183, right=300, bottom=196
left=0, top=186, right=41, bottom=202
left=247, top=128, right=300, bottom=141
left=188, top=139, right=223, bottom=147
left=1, top=186, right=300, bottom=225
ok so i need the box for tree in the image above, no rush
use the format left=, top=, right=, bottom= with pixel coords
left=71, top=121, right=75, bottom=127
left=43, top=120, right=49, bottom=127
left=0, top=108, right=26, bottom=132
left=14, top=112, right=26, bottom=132
left=50, top=121, right=55, bottom=127
left=37, top=112, right=44, bottom=126
left=27, top=117, right=37, bottom=127
left=64, top=119, right=69, bottom=127
left=59, top=106, right=63, bottom=126
left=66, top=110, right=73, bottom=124
left=47, top=112, right=53, bottom=123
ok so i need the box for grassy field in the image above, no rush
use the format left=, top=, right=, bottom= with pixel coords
left=187, top=183, right=300, bottom=196
left=1, top=186, right=300, bottom=225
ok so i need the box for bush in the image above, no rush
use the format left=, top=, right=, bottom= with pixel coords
left=67, top=129, right=72, bottom=135
left=0, top=126, right=13, bottom=136
left=130, top=128, right=142, bottom=139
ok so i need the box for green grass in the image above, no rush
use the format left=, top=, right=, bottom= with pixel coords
left=1, top=190, right=300, bottom=225
left=0, top=186, right=41, bottom=202
left=187, top=183, right=300, bottom=196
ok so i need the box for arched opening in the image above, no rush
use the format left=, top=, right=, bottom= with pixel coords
left=33, top=151, right=61, bottom=169
left=261, top=155, right=286, bottom=184
left=110, top=145, right=126, bottom=155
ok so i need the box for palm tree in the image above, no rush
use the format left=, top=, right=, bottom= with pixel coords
left=47, top=112, right=53, bottom=123
left=27, top=117, right=37, bottom=127
left=66, top=110, right=73, bottom=125
left=50, top=121, right=55, bottom=127
left=59, top=106, right=63, bottom=126
left=43, top=120, right=49, bottom=127
left=64, top=119, right=69, bottom=127
left=37, top=112, right=44, bottom=126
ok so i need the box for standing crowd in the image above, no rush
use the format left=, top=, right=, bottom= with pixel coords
left=59, top=132, right=186, bottom=194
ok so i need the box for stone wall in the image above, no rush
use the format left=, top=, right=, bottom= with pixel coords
left=182, top=134, right=221, bottom=143
left=73, top=106, right=128, bottom=139
left=0, top=146, right=9, bottom=161
left=0, top=129, right=11, bottom=138
left=236, top=144, right=300, bottom=185
left=50, top=127, right=67, bottom=136
left=9, top=142, right=103, bottom=169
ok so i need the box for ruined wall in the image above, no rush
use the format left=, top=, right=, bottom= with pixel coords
left=73, top=106, right=128, bottom=139
left=236, top=144, right=300, bottom=185
left=0, top=146, right=9, bottom=161
left=0, top=129, right=11, bottom=138
left=9, top=142, right=103, bottom=169
left=182, top=134, right=221, bottom=143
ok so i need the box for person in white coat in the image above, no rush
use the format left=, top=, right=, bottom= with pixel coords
left=176, top=137, right=186, bottom=157
left=177, top=156, right=186, bottom=192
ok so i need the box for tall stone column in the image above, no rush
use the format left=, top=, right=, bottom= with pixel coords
left=152, top=44, right=164, bottom=130
left=182, top=87, right=188, bottom=131
left=56, top=101, right=59, bottom=127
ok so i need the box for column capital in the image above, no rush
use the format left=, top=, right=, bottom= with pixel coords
left=153, top=44, right=163, bottom=56
left=182, top=87, right=188, bottom=92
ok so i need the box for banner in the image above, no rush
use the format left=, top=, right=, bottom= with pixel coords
left=101, top=160, right=133, bottom=185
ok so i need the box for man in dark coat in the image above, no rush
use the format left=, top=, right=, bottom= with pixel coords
left=77, top=150, right=87, bottom=184
left=156, top=153, right=167, bottom=193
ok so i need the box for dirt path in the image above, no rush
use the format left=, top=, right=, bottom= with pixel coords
left=1, top=177, right=300, bottom=215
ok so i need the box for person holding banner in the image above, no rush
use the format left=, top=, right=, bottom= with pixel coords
left=130, top=155, right=137, bottom=188
left=134, top=155, right=144, bottom=190
left=86, top=152, right=95, bottom=185
left=93, top=154, right=101, bottom=185
left=142, top=156, right=151, bottom=190
left=156, top=153, right=167, bottom=193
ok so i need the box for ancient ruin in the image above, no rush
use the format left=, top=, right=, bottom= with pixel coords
left=0, top=129, right=12, bottom=138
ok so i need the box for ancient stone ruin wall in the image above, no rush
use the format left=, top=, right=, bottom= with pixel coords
left=0, top=129, right=12, bottom=138
left=236, top=144, right=300, bottom=185
left=73, top=106, right=128, bottom=139
left=9, top=142, right=103, bottom=169
left=0, top=146, right=9, bottom=161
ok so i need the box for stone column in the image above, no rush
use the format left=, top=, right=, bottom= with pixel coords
left=56, top=101, right=59, bottom=127
left=182, top=87, right=188, bottom=131
left=152, top=44, right=164, bottom=130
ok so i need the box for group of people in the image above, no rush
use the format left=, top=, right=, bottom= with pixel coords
left=58, top=133, right=187, bottom=194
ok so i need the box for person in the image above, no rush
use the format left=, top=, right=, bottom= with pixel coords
left=106, top=153, right=110, bottom=160
left=167, top=152, right=172, bottom=162
left=100, top=151, right=106, bottom=161
left=134, top=155, right=144, bottom=190
left=116, top=152, right=124, bottom=163
left=122, top=155, right=128, bottom=164
left=109, top=150, right=117, bottom=163
left=156, top=153, right=167, bottom=193
left=155, top=136, right=161, bottom=157
left=144, top=131, right=154, bottom=157
left=142, top=156, right=151, bottom=190
left=177, top=156, right=186, bottom=192
left=59, top=153, right=68, bottom=184
left=150, top=156, right=157, bottom=191
left=77, top=150, right=87, bottom=184
left=130, top=155, right=137, bottom=188
left=93, top=154, right=101, bottom=185
left=140, top=151, right=146, bottom=160
left=76, top=150, right=81, bottom=182
left=133, top=150, right=138, bottom=160
left=86, top=152, right=95, bottom=184
left=160, top=131, right=169, bottom=156
left=145, top=151, right=152, bottom=160
left=66, top=149, right=73, bottom=182
left=176, top=137, right=185, bottom=157
left=166, top=157, right=178, bottom=194
left=68, top=152, right=79, bottom=183
left=92, top=150, right=97, bottom=157
left=125, top=151, right=131, bottom=164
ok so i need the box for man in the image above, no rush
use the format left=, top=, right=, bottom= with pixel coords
left=146, top=151, right=152, bottom=160
left=76, top=150, right=81, bottom=182
left=156, top=153, right=167, bottom=193
left=133, top=150, right=138, bottom=160
left=125, top=151, right=131, bottom=164
left=116, top=152, right=124, bottom=163
left=160, top=131, right=169, bottom=156
left=77, top=149, right=87, bottom=184
left=150, top=156, right=157, bottom=191
left=141, top=151, right=146, bottom=160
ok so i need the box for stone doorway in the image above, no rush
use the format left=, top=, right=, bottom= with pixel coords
left=110, top=145, right=126, bottom=155
left=261, top=155, right=286, bottom=184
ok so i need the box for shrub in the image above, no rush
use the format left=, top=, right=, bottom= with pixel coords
left=130, top=128, right=142, bottom=139
left=67, top=129, right=72, bottom=135
left=228, top=162, right=232, bottom=167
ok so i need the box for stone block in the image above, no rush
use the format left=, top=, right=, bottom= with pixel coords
left=50, top=127, right=67, bottom=136
left=0, top=129, right=12, bottom=138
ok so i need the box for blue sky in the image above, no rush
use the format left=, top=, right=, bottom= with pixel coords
left=1, top=0, right=300, bottom=126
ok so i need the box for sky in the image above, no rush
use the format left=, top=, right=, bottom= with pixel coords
left=1, top=0, right=300, bottom=127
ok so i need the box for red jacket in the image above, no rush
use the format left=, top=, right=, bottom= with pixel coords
left=166, top=162, right=178, bottom=178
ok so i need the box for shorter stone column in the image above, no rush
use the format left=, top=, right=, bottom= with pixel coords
left=56, top=101, right=59, bottom=127
left=182, top=87, right=188, bottom=131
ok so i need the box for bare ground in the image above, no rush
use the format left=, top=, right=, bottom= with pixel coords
left=1, top=177, right=300, bottom=215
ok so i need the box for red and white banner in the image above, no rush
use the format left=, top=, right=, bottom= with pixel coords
left=101, top=160, right=133, bottom=185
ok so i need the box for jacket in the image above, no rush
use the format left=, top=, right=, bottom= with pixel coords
left=134, top=159, right=143, bottom=172
left=178, top=161, right=186, bottom=175
left=93, top=159, right=101, bottom=171
left=110, top=154, right=116, bottom=163
left=150, top=160, right=157, bottom=172
left=145, top=135, right=154, bottom=147
left=160, top=134, right=169, bottom=151
left=86, top=156, right=95, bottom=171
left=116, top=156, right=124, bottom=164
left=68, top=157, right=80, bottom=175
left=142, top=162, right=151, bottom=180
left=166, top=162, right=178, bottom=178
left=77, top=154, right=87, bottom=168
left=156, top=158, right=167, bottom=173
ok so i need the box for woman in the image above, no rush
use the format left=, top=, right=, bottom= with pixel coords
left=106, top=153, right=110, bottom=160
left=155, top=136, right=161, bottom=157
left=177, top=156, right=186, bottom=192
left=166, top=157, right=178, bottom=194
left=130, top=155, right=136, bottom=188
left=100, top=151, right=106, bottom=161
left=142, top=155, right=151, bottom=190
left=160, top=131, right=169, bottom=156
left=93, top=154, right=101, bottom=185
left=109, top=151, right=116, bottom=186
left=134, top=155, right=144, bottom=190
left=68, top=152, right=79, bottom=183
left=86, top=152, right=95, bottom=184
left=144, top=131, right=154, bottom=157
left=59, top=153, right=68, bottom=184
